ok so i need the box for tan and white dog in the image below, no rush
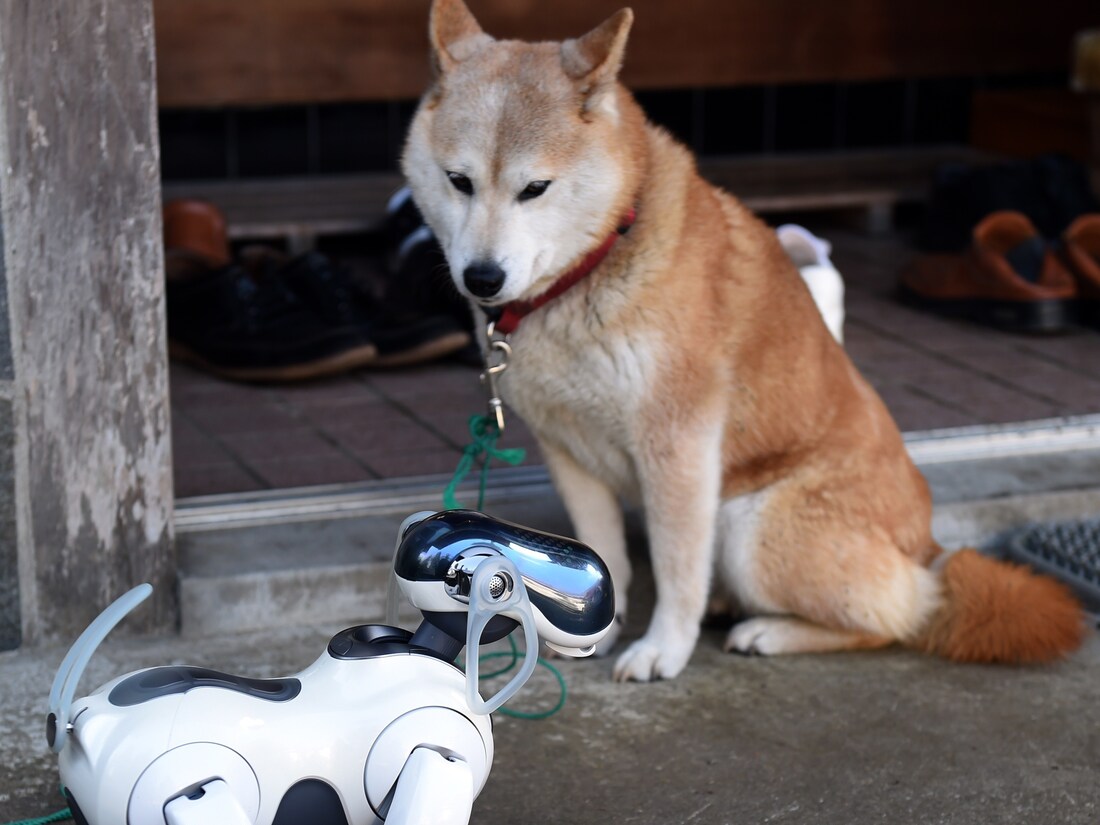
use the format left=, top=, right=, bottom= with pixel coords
left=402, top=0, right=1084, bottom=681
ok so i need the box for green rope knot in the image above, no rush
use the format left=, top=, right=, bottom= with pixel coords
left=6, top=790, right=72, bottom=825
left=9, top=811, right=72, bottom=825
left=443, top=414, right=526, bottom=511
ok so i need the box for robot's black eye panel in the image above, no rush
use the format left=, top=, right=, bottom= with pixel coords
left=108, top=666, right=301, bottom=707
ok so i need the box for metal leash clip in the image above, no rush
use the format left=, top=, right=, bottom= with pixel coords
left=481, top=321, right=512, bottom=432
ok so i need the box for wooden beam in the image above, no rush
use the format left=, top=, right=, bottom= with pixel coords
left=161, top=146, right=994, bottom=246
left=154, top=0, right=1100, bottom=108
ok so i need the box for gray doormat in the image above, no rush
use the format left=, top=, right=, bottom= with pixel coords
left=1005, top=518, right=1100, bottom=614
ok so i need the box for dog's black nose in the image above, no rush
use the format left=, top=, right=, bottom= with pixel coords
left=463, top=261, right=506, bottom=299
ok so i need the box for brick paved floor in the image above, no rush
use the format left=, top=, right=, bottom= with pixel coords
left=170, top=225, right=1100, bottom=498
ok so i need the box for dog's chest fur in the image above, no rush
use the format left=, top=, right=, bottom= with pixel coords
left=500, top=301, right=657, bottom=498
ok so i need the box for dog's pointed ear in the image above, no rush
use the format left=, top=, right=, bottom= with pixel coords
left=560, top=8, right=633, bottom=116
left=429, top=0, right=493, bottom=75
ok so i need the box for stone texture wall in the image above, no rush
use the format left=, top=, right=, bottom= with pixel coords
left=0, top=1, right=176, bottom=646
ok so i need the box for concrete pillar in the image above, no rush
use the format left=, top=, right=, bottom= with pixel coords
left=0, top=0, right=176, bottom=649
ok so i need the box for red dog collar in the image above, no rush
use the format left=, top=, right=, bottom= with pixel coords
left=489, top=208, right=636, bottom=335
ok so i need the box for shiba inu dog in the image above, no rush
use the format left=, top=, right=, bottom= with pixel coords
left=402, top=0, right=1085, bottom=681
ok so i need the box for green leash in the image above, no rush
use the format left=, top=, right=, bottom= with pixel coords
left=476, top=633, right=568, bottom=721
left=444, top=411, right=566, bottom=719
left=443, top=414, right=526, bottom=510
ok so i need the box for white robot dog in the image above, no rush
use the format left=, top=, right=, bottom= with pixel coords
left=46, top=510, right=615, bottom=825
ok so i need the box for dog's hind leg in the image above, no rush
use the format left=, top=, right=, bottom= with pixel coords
left=541, top=441, right=629, bottom=656
left=718, top=482, right=942, bottom=657
left=613, top=418, right=723, bottom=682
left=725, top=616, right=892, bottom=655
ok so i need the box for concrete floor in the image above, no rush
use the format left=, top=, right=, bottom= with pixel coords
left=3, top=559, right=1098, bottom=825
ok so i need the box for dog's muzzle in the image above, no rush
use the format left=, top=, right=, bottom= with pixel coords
left=463, top=261, right=506, bottom=299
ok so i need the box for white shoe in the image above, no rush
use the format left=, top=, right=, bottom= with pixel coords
left=776, top=224, right=845, bottom=344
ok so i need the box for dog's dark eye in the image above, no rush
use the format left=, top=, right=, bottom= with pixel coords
left=447, top=171, right=474, bottom=196
left=518, top=180, right=551, bottom=201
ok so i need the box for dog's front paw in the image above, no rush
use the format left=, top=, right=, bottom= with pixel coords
left=612, top=635, right=693, bottom=682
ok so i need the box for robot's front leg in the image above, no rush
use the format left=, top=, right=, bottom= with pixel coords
left=384, top=747, right=475, bottom=825
left=162, top=780, right=254, bottom=825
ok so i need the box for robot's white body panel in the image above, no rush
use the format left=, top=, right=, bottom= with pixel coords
left=60, top=652, right=492, bottom=825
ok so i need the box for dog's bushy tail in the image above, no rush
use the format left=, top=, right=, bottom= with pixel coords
left=912, top=549, right=1086, bottom=664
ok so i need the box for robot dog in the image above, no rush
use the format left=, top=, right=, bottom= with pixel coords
left=46, top=510, right=615, bottom=825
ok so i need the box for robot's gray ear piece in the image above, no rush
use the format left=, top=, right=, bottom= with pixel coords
left=463, top=556, right=540, bottom=715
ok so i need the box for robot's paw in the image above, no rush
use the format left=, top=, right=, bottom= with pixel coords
left=539, top=639, right=563, bottom=659
left=592, top=615, right=624, bottom=658
left=611, top=632, right=693, bottom=683
left=539, top=616, right=622, bottom=660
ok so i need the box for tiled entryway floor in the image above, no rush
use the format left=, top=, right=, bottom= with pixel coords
left=170, top=224, right=1100, bottom=499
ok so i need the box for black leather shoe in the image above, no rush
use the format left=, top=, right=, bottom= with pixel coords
left=384, top=191, right=475, bottom=340
left=166, top=264, right=377, bottom=383
left=277, top=251, right=471, bottom=368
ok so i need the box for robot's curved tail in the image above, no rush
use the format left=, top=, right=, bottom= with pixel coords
left=47, top=583, right=152, bottom=752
